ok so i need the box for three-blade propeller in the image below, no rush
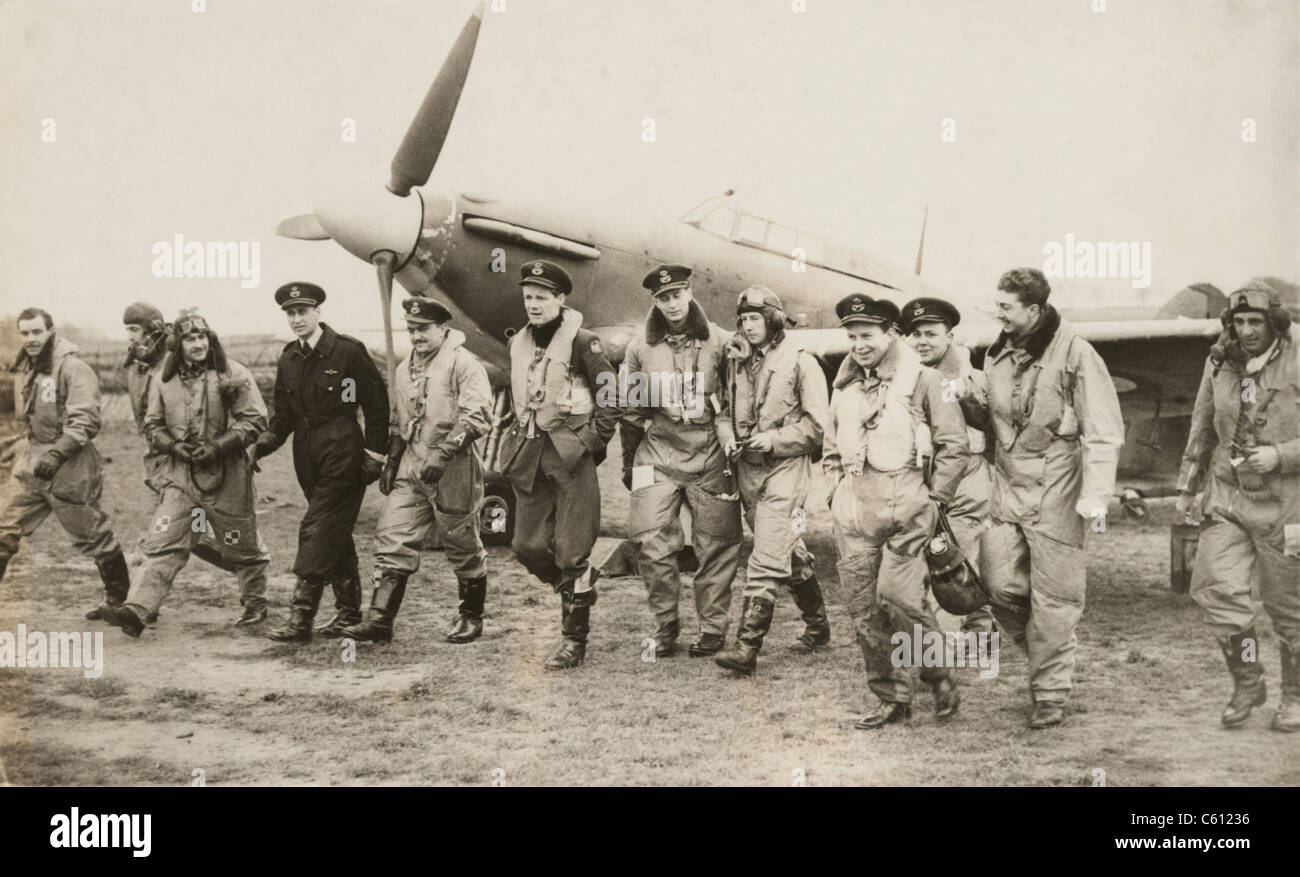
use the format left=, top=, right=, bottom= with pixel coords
left=275, top=3, right=485, bottom=386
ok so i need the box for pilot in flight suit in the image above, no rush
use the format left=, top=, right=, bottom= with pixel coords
left=824, top=294, right=969, bottom=729
left=899, top=296, right=994, bottom=635
left=499, top=260, right=619, bottom=670
left=1177, top=282, right=1300, bottom=732
left=712, top=285, right=830, bottom=676
left=620, top=263, right=741, bottom=658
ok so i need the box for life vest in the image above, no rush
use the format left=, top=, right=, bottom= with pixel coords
left=508, top=308, right=594, bottom=434
left=834, top=341, right=929, bottom=474
left=730, top=336, right=807, bottom=436
left=953, top=345, right=986, bottom=454
left=988, top=329, right=1081, bottom=454
left=397, top=329, right=467, bottom=446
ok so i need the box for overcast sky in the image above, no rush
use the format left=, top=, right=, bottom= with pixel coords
left=2, top=0, right=1296, bottom=338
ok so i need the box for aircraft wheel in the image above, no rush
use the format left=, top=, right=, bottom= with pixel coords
left=480, top=476, right=515, bottom=547
left=1120, top=487, right=1147, bottom=521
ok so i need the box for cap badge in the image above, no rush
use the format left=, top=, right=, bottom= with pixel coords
left=290, top=286, right=301, bottom=298
left=531, top=263, right=544, bottom=276
left=410, top=302, right=421, bottom=314
left=659, top=270, right=672, bottom=285
left=851, top=300, right=865, bottom=312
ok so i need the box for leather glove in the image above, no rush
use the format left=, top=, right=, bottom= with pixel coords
left=360, top=455, right=383, bottom=486
left=191, top=442, right=220, bottom=468
left=252, top=432, right=278, bottom=461
left=379, top=435, right=407, bottom=496
left=172, top=441, right=198, bottom=464
left=213, top=430, right=246, bottom=459
left=620, top=422, right=644, bottom=478
left=33, top=450, right=65, bottom=481
left=419, top=462, right=445, bottom=485
left=379, top=457, right=400, bottom=496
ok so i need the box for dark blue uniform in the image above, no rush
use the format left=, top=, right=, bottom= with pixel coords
left=260, top=323, right=388, bottom=600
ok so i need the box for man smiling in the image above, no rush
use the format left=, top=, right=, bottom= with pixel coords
left=900, top=297, right=994, bottom=636
left=964, top=268, right=1123, bottom=729
left=823, top=293, right=969, bottom=728
left=103, top=310, right=270, bottom=637
left=0, top=308, right=128, bottom=617
left=342, top=295, right=493, bottom=645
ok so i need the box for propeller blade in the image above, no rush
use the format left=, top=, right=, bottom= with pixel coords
left=276, top=213, right=331, bottom=240
left=373, top=250, right=399, bottom=390
left=388, top=3, right=485, bottom=196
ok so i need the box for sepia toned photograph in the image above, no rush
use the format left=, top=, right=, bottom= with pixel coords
left=1, top=0, right=1297, bottom=813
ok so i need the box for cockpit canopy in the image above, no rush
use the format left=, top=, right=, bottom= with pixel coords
left=681, top=197, right=827, bottom=265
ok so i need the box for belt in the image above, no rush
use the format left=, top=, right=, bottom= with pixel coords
left=296, top=412, right=354, bottom=431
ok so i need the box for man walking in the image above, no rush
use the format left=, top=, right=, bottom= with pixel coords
left=712, top=285, right=829, bottom=675
left=823, top=294, right=969, bottom=729
left=121, top=302, right=171, bottom=494
left=102, top=310, right=270, bottom=636
left=0, top=309, right=129, bottom=617
left=342, top=295, right=494, bottom=644
left=620, top=263, right=740, bottom=658
left=899, top=297, right=994, bottom=635
left=256, top=282, right=389, bottom=643
left=500, top=260, right=618, bottom=669
left=965, top=268, right=1123, bottom=729
left=1177, top=281, right=1299, bottom=732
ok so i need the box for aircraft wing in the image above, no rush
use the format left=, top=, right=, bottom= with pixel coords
left=789, top=316, right=1220, bottom=416
left=788, top=317, right=1221, bottom=362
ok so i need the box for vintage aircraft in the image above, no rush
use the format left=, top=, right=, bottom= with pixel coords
left=275, top=4, right=1236, bottom=551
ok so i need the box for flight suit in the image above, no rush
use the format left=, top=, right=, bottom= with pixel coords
left=259, top=323, right=388, bottom=630
left=970, top=307, right=1123, bottom=708
left=372, top=328, right=492, bottom=584
left=500, top=306, right=618, bottom=666
left=825, top=338, right=968, bottom=706
left=622, top=300, right=741, bottom=650
left=929, top=343, right=993, bottom=633
left=0, top=336, right=125, bottom=592
left=716, top=332, right=828, bottom=627
left=125, top=349, right=170, bottom=492
left=1179, top=329, right=1300, bottom=728
left=123, top=358, right=271, bottom=620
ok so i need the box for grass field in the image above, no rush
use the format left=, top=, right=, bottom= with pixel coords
left=1, top=421, right=1297, bottom=786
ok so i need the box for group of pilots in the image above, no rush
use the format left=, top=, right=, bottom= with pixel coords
left=2, top=263, right=1296, bottom=733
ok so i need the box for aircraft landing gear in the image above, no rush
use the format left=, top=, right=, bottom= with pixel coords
left=481, top=477, right=515, bottom=547
left=479, top=387, right=516, bottom=547
left=1119, top=487, right=1147, bottom=521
